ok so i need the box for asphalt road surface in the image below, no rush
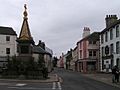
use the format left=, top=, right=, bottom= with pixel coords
left=53, top=68, right=120, bottom=90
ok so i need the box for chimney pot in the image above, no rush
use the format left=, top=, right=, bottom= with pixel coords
left=105, top=14, right=118, bottom=27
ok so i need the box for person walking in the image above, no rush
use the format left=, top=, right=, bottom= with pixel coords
left=112, top=66, right=116, bottom=83
left=115, top=66, right=119, bottom=83
left=112, top=65, right=119, bottom=83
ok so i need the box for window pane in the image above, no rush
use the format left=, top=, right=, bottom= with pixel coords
left=110, top=29, right=113, bottom=40
left=105, top=46, right=109, bottom=55
left=6, top=36, right=10, bottom=41
left=6, top=48, right=10, bottom=54
left=105, top=32, right=108, bottom=42
left=102, top=47, right=104, bottom=56
left=116, top=25, right=119, bottom=37
left=116, top=41, right=120, bottom=54
left=93, top=51, right=96, bottom=56
left=110, top=44, right=114, bottom=54
left=80, top=51, right=82, bottom=58
left=101, top=34, right=104, bottom=43
left=89, top=41, right=92, bottom=44
left=89, top=51, right=92, bottom=56
left=93, top=41, right=96, bottom=44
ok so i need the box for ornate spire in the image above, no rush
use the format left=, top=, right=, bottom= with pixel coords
left=18, top=4, right=34, bottom=42
left=23, top=4, right=28, bottom=19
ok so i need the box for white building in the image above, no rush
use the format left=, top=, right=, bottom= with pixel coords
left=0, top=26, right=17, bottom=67
left=100, top=15, right=120, bottom=72
left=45, top=46, right=53, bottom=72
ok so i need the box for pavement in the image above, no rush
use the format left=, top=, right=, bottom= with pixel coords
left=0, top=74, right=59, bottom=83
left=82, top=73, right=120, bottom=88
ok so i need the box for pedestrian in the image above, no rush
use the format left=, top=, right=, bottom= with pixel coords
left=115, top=66, right=119, bottom=83
left=112, top=65, right=119, bottom=83
left=112, top=66, right=116, bottom=83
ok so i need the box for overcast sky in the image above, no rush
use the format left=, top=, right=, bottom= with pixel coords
left=0, top=0, right=120, bottom=57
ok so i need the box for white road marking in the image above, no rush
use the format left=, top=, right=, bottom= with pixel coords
left=8, top=87, right=52, bottom=89
left=52, top=82, right=56, bottom=89
left=57, top=82, right=62, bottom=90
left=15, top=83, right=27, bottom=86
left=8, top=82, right=60, bottom=90
left=52, top=82, right=62, bottom=90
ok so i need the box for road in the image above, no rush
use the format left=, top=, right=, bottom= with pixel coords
left=54, top=68, right=120, bottom=90
left=0, top=68, right=119, bottom=90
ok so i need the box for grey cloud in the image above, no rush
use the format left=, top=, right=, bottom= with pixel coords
left=0, top=0, right=120, bottom=57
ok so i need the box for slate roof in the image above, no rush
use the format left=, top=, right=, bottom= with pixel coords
left=77, top=32, right=100, bottom=44
left=0, top=26, right=17, bottom=35
left=33, top=45, right=51, bottom=56
left=85, top=32, right=100, bottom=41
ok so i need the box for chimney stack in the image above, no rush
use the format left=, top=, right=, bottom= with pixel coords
left=105, top=15, right=118, bottom=27
left=37, top=40, right=45, bottom=50
left=82, top=27, right=90, bottom=38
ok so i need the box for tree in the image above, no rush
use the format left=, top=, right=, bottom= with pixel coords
left=2, top=54, right=48, bottom=79
left=38, top=54, right=48, bottom=78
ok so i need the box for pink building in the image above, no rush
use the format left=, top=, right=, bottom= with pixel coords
left=76, top=27, right=100, bottom=73
left=57, top=53, right=64, bottom=68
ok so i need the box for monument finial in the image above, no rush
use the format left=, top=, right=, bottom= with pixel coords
left=23, top=4, right=28, bottom=19
left=24, top=4, right=27, bottom=10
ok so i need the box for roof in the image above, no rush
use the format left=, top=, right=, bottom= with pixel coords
left=77, top=32, right=100, bottom=44
left=101, top=19, right=120, bottom=34
left=45, top=46, right=53, bottom=55
left=18, top=19, right=33, bottom=41
left=33, top=45, right=51, bottom=56
left=0, top=26, right=17, bottom=35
